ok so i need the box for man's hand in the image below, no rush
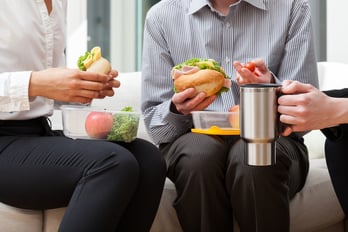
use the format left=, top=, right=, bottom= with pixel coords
left=233, top=59, right=274, bottom=85
left=171, top=88, right=217, bottom=115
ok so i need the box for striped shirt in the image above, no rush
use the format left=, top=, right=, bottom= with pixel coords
left=141, top=0, right=319, bottom=145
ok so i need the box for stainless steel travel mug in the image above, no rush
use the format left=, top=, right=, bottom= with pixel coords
left=240, top=83, right=281, bottom=166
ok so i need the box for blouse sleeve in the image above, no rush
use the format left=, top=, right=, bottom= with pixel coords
left=0, top=71, right=31, bottom=112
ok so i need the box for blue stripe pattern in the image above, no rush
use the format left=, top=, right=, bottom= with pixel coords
left=141, top=0, right=319, bottom=145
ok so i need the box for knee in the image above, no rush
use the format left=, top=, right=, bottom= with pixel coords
left=138, top=139, right=167, bottom=174
left=176, top=144, right=226, bottom=177
left=86, top=145, right=140, bottom=183
left=227, top=139, right=290, bottom=185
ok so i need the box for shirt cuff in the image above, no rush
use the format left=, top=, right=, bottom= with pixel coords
left=0, top=71, right=31, bottom=112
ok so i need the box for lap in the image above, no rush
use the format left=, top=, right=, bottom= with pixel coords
left=161, top=133, right=308, bottom=197
left=0, top=136, right=133, bottom=167
left=228, top=136, right=309, bottom=197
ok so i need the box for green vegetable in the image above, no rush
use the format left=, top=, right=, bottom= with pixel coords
left=173, top=58, right=229, bottom=79
left=77, top=51, right=90, bottom=71
left=107, top=107, right=139, bottom=142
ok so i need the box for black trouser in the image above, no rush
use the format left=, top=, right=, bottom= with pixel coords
left=322, top=124, right=348, bottom=217
left=160, top=133, right=308, bottom=232
left=0, top=117, right=166, bottom=232
left=322, top=88, right=348, bottom=216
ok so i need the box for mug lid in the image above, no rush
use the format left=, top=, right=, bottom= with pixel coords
left=240, top=83, right=281, bottom=88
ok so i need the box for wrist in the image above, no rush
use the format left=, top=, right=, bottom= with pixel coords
left=334, top=98, right=348, bottom=125
left=29, top=71, right=45, bottom=97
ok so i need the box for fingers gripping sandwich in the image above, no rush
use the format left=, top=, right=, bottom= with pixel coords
left=171, top=58, right=231, bottom=96
left=77, top=46, right=111, bottom=74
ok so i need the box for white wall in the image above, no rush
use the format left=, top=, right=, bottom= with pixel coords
left=66, top=0, right=87, bottom=68
left=66, top=0, right=136, bottom=72
left=65, top=1, right=348, bottom=70
left=110, top=1, right=136, bottom=72
left=327, top=0, right=348, bottom=64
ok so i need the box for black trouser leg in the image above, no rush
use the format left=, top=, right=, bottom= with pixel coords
left=226, top=136, right=308, bottom=232
left=160, top=133, right=234, bottom=232
left=325, top=124, right=348, bottom=216
left=116, top=138, right=167, bottom=232
left=0, top=136, right=165, bottom=232
left=161, top=133, right=308, bottom=232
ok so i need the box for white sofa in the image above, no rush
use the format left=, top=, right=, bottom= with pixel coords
left=0, top=62, right=347, bottom=232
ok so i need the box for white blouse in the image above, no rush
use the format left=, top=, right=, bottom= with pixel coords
left=0, top=0, right=67, bottom=120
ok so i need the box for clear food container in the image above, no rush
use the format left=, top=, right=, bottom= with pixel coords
left=61, top=105, right=139, bottom=142
left=191, top=111, right=240, bottom=135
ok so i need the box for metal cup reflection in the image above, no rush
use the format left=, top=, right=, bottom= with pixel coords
left=240, top=83, right=281, bottom=166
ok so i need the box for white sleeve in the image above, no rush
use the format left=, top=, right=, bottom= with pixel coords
left=0, top=71, right=31, bottom=112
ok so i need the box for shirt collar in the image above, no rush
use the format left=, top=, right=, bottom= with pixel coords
left=188, top=0, right=266, bottom=15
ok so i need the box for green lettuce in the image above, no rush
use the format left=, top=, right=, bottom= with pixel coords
left=107, top=107, right=139, bottom=142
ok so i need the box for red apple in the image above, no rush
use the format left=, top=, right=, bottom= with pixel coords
left=85, top=111, right=114, bottom=139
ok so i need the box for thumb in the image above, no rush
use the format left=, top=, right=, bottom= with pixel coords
left=281, top=80, right=311, bottom=94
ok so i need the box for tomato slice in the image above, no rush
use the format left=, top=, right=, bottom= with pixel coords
left=243, top=62, right=256, bottom=72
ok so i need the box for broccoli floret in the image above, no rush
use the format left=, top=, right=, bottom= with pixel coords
left=107, top=107, right=139, bottom=142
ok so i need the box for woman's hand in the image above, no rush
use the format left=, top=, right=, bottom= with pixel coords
left=278, top=80, right=338, bottom=136
left=29, top=68, right=120, bottom=104
left=171, top=88, right=217, bottom=115
left=233, top=59, right=274, bottom=85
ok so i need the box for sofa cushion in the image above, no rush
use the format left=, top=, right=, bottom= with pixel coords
left=43, top=208, right=65, bottom=232
left=0, top=204, right=43, bottom=232
left=290, top=159, right=345, bottom=231
left=303, top=130, right=326, bottom=159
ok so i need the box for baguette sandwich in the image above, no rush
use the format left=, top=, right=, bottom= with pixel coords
left=171, top=58, right=231, bottom=96
left=77, top=46, right=111, bottom=74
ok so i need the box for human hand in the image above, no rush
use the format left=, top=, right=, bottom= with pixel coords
left=30, top=68, right=120, bottom=104
left=171, top=88, right=217, bottom=115
left=278, top=80, right=337, bottom=136
left=233, top=59, right=274, bottom=85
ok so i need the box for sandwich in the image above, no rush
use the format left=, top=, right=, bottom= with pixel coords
left=171, top=58, right=231, bottom=96
left=77, top=46, right=111, bottom=74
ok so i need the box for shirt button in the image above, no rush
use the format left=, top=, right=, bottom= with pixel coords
left=226, top=22, right=231, bottom=28
left=225, top=57, right=231, bottom=63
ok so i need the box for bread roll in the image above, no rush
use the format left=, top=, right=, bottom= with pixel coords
left=174, top=69, right=225, bottom=96
left=87, top=57, right=111, bottom=75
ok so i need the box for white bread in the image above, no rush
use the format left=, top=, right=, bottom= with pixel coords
left=86, top=57, right=111, bottom=75
left=174, top=69, right=225, bottom=96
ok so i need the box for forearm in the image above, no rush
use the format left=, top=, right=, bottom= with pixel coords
left=29, top=70, right=49, bottom=97
left=321, top=99, right=348, bottom=141
left=331, top=98, right=348, bottom=125
left=142, top=100, right=193, bottom=145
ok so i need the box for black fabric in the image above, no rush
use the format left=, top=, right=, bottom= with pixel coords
left=160, top=133, right=308, bottom=232
left=325, top=124, right=348, bottom=217
left=320, top=88, right=348, bottom=141
left=0, top=117, right=166, bottom=232
left=319, top=89, right=348, bottom=217
left=323, top=88, right=348, bottom=98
